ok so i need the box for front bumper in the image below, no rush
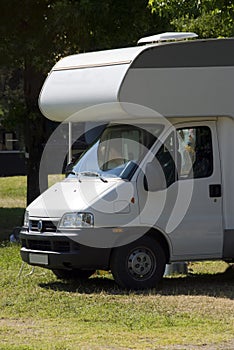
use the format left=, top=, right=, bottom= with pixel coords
left=20, top=228, right=111, bottom=270
left=20, top=226, right=146, bottom=270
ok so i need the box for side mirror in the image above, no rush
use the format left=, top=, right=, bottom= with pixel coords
left=144, top=159, right=166, bottom=192
left=65, top=162, right=74, bottom=177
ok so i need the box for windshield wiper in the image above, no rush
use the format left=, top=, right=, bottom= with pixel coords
left=71, top=171, right=108, bottom=183
left=81, top=171, right=108, bottom=183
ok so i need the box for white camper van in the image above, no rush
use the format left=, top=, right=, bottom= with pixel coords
left=20, top=33, right=234, bottom=289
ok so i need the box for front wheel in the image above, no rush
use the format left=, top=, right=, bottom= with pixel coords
left=111, top=236, right=166, bottom=290
left=52, top=268, right=95, bottom=280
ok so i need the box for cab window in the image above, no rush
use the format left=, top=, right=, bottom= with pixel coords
left=177, top=126, right=213, bottom=179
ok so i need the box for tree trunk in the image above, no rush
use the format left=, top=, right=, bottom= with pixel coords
left=24, top=63, right=48, bottom=205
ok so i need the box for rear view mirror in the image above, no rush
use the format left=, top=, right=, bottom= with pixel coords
left=65, top=162, right=74, bottom=177
left=144, top=159, right=166, bottom=192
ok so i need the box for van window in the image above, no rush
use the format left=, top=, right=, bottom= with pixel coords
left=177, top=126, right=213, bottom=179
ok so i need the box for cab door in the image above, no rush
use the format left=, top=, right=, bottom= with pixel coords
left=138, top=121, right=223, bottom=260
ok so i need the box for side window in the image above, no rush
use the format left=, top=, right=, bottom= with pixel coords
left=156, top=133, right=176, bottom=187
left=177, top=126, right=213, bottom=179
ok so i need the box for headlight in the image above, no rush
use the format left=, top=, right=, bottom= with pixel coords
left=59, top=212, right=94, bottom=228
left=23, top=210, right=29, bottom=228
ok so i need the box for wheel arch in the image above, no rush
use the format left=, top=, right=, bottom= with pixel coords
left=109, top=228, right=170, bottom=289
left=108, top=227, right=171, bottom=269
left=146, top=227, right=171, bottom=264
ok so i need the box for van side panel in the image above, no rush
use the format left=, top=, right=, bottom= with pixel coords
left=217, top=117, right=234, bottom=230
left=217, top=117, right=234, bottom=258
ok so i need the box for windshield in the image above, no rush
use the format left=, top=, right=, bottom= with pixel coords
left=69, top=124, right=164, bottom=180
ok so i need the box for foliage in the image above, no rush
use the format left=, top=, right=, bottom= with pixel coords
left=0, top=0, right=162, bottom=204
left=0, top=0, right=166, bottom=113
left=0, top=71, right=24, bottom=137
left=149, top=0, right=234, bottom=38
left=0, top=0, right=161, bottom=113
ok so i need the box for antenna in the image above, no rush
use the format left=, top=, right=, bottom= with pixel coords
left=137, top=32, right=198, bottom=45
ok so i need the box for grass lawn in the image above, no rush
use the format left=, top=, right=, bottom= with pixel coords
left=0, top=176, right=26, bottom=240
left=0, top=176, right=234, bottom=349
left=0, top=244, right=234, bottom=349
left=0, top=176, right=63, bottom=241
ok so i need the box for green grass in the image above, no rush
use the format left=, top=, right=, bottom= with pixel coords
left=0, top=244, right=234, bottom=349
left=0, top=176, right=26, bottom=208
left=0, top=175, right=64, bottom=241
left=0, top=176, right=26, bottom=240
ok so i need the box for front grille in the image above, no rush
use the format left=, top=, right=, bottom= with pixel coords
left=21, top=238, right=80, bottom=253
left=28, top=240, right=52, bottom=251
left=29, top=220, right=58, bottom=233
left=53, top=241, right=70, bottom=252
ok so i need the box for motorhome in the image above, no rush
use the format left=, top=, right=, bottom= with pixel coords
left=20, top=32, right=234, bottom=289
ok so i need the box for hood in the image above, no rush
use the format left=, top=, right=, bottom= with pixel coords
left=27, top=177, right=132, bottom=219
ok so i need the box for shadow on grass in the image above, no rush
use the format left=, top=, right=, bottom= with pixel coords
left=0, top=207, right=24, bottom=241
left=39, top=266, right=234, bottom=299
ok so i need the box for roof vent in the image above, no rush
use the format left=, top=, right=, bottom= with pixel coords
left=137, top=32, right=198, bottom=45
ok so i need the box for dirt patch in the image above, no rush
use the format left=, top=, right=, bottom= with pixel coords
left=161, top=339, right=234, bottom=350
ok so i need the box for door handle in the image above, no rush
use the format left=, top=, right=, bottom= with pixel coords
left=209, top=184, right=221, bottom=198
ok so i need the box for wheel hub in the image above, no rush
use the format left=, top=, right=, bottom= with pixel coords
left=127, top=248, right=155, bottom=279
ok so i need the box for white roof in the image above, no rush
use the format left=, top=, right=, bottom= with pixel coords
left=53, top=46, right=145, bottom=70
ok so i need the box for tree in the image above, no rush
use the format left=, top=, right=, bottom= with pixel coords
left=149, top=0, right=234, bottom=38
left=0, top=0, right=162, bottom=204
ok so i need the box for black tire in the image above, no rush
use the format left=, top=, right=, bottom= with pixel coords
left=111, top=236, right=166, bottom=290
left=52, top=268, right=95, bottom=280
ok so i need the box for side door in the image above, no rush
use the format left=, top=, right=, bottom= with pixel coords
left=138, top=121, right=223, bottom=260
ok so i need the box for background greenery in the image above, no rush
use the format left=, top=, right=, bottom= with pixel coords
left=0, top=0, right=233, bottom=204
